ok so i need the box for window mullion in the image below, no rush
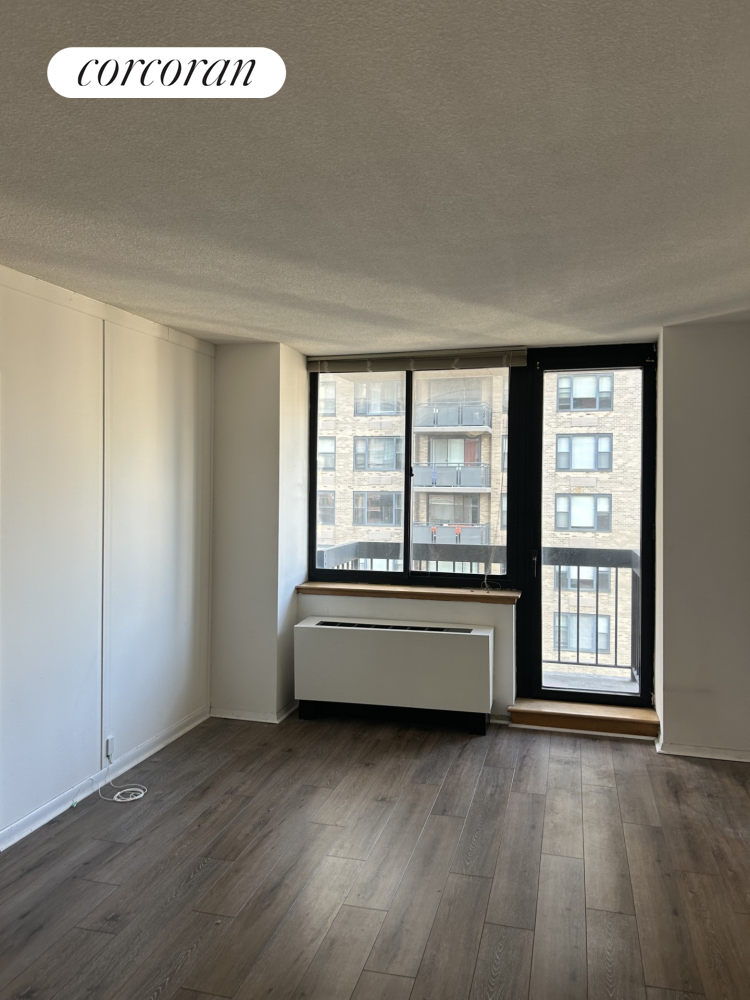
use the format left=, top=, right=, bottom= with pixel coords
left=403, top=370, right=414, bottom=583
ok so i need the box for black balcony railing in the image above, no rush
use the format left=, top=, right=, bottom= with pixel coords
left=414, top=402, right=492, bottom=428
left=316, top=537, right=504, bottom=570
left=542, top=546, right=640, bottom=680
left=412, top=463, right=491, bottom=488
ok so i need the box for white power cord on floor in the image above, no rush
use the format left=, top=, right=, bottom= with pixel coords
left=71, top=754, right=147, bottom=807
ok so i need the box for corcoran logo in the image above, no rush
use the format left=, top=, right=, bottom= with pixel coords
left=47, top=47, right=285, bottom=98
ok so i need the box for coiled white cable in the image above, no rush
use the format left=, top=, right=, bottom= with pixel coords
left=71, top=754, right=147, bottom=807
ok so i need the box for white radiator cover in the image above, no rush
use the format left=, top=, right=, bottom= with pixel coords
left=294, top=615, right=493, bottom=714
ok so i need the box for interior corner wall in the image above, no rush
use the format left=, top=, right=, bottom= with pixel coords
left=210, top=341, right=308, bottom=723
left=277, top=344, right=309, bottom=715
left=658, top=323, right=750, bottom=760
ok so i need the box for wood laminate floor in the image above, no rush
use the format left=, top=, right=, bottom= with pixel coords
left=1, top=715, right=748, bottom=1000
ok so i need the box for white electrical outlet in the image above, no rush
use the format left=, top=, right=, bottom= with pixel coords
left=105, top=736, right=115, bottom=759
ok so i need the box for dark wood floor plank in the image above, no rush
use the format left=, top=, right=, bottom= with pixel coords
left=410, top=730, right=464, bottom=785
left=306, top=733, right=389, bottom=790
left=194, top=785, right=333, bottom=916
left=432, top=735, right=490, bottom=817
left=486, top=792, right=545, bottom=930
left=79, top=854, right=227, bottom=935
left=198, top=753, right=330, bottom=862
left=528, top=854, right=586, bottom=1000
left=233, top=855, right=363, bottom=1000
left=469, top=923, right=534, bottom=1000
left=346, top=781, right=438, bottom=910
left=185, top=822, right=341, bottom=996
left=511, top=732, right=550, bottom=796
left=350, top=971, right=415, bottom=1000
left=676, top=871, right=750, bottom=1000
left=312, top=747, right=404, bottom=830
left=109, top=909, right=230, bottom=1000
left=61, top=853, right=229, bottom=1000
left=648, top=768, right=720, bottom=875
left=542, top=756, right=583, bottom=859
left=0, top=926, right=112, bottom=1000
left=0, top=839, right=121, bottom=991
left=549, top=734, right=581, bottom=760
left=365, top=814, right=464, bottom=977
left=326, top=756, right=414, bottom=857
left=410, top=873, right=491, bottom=1000
left=451, top=766, right=513, bottom=877
left=623, top=823, right=703, bottom=993
left=586, top=908, right=646, bottom=1000
left=645, top=990, right=705, bottom=1000
left=290, top=904, right=386, bottom=1000
left=580, top=736, right=616, bottom=787
left=616, top=770, right=661, bottom=827
left=611, top=740, right=650, bottom=774
left=583, top=783, right=635, bottom=914
left=484, top=725, right=520, bottom=769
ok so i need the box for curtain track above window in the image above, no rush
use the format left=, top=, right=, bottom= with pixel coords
left=307, top=346, right=527, bottom=373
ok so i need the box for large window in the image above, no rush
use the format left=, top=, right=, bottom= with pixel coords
left=555, top=494, right=611, bottom=531
left=553, top=613, right=610, bottom=653
left=557, top=373, right=613, bottom=411
left=354, top=380, right=404, bottom=415
left=556, top=434, right=612, bottom=471
left=310, top=364, right=508, bottom=581
left=354, top=437, right=404, bottom=470
left=353, top=492, right=403, bottom=526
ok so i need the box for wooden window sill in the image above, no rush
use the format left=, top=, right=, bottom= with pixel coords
left=296, top=581, right=521, bottom=605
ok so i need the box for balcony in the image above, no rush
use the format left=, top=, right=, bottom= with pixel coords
left=414, top=402, right=492, bottom=432
left=412, top=523, right=490, bottom=545
left=542, top=546, right=641, bottom=696
left=412, top=463, right=491, bottom=489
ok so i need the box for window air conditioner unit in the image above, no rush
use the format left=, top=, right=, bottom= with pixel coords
left=293, top=615, right=493, bottom=733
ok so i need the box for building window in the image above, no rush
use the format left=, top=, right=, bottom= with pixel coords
left=554, top=565, right=611, bottom=592
left=427, top=493, right=480, bottom=524
left=553, top=613, right=610, bottom=653
left=557, top=373, right=613, bottom=411
left=555, top=494, right=611, bottom=531
left=428, top=436, right=481, bottom=465
left=319, top=382, right=336, bottom=416
left=354, top=380, right=404, bottom=415
left=317, top=491, right=335, bottom=525
left=501, top=493, right=507, bottom=529
left=501, top=434, right=508, bottom=472
left=556, top=434, right=612, bottom=471
left=353, top=491, right=403, bottom=526
left=317, top=437, right=336, bottom=470
left=354, top=436, right=404, bottom=470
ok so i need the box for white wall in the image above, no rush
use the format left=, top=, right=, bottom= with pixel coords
left=657, top=323, right=750, bottom=760
left=103, top=323, right=213, bottom=762
left=0, top=266, right=214, bottom=848
left=297, top=595, right=515, bottom=719
left=211, top=342, right=308, bottom=723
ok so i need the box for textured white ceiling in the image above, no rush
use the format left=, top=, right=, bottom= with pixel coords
left=2, top=1, right=750, bottom=354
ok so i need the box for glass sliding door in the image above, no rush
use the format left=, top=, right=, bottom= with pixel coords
left=516, top=344, right=656, bottom=707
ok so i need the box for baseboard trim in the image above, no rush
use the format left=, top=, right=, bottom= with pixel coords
left=210, top=700, right=298, bottom=725
left=656, top=739, right=750, bottom=763
left=0, top=705, right=209, bottom=852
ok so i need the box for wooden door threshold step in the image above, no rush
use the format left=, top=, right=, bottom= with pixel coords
left=508, top=698, right=660, bottom=738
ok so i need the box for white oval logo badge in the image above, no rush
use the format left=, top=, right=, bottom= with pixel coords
left=48, top=47, right=285, bottom=98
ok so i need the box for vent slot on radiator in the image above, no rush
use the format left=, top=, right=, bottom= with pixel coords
left=316, top=620, right=472, bottom=633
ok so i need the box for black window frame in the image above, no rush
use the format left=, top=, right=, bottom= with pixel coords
left=308, top=368, right=519, bottom=589
left=556, top=433, right=612, bottom=472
